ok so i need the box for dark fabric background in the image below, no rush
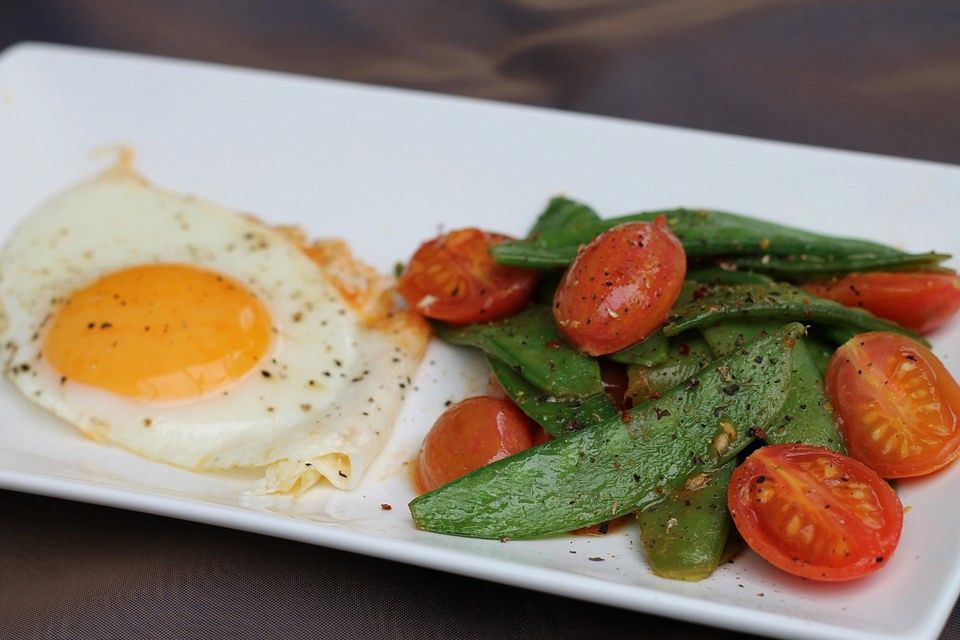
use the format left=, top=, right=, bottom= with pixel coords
left=1, top=1, right=958, bottom=639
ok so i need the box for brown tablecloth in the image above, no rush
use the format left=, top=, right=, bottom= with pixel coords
left=1, top=2, right=959, bottom=639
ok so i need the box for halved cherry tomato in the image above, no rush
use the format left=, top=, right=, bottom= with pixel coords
left=398, top=228, right=538, bottom=325
left=800, top=271, right=960, bottom=334
left=826, top=332, right=960, bottom=478
left=728, top=444, right=903, bottom=582
left=416, top=396, right=536, bottom=493
left=552, top=218, right=686, bottom=355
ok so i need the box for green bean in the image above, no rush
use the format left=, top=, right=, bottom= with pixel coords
left=488, top=357, right=618, bottom=438
left=637, top=460, right=735, bottom=581
left=664, top=283, right=927, bottom=345
left=805, top=336, right=837, bottom=377
left=685, top=268, right=773, bottom=286
left=408, top=324, right=802, bottom=539
left=436, top=306, right=601, bottom=398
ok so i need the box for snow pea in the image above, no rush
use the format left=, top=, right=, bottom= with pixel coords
left=409, top=324, right=802, bottom=539
left=526, top=196, right=600, bottom=239
left=436, top=305, right=602, bottom=398
left=701, top=320, right=845, bottom=453
left=625, top=332, right=712, bottom=403
left=488, top=357, right=618, bottom=438
left=664, top=283, right=927, bottom=345
left=637, top=460, right=736, bottom=581
left=491, top=199, right=948, bottom=272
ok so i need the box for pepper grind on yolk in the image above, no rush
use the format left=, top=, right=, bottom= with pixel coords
left=43, top=263, right=272, bottom=403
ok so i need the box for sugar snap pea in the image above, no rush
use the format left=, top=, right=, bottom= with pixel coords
left=701, top=320, right=845, bottom=453
left=409, top=324, right=802, bottom=539
left=664, top=283, right=927, bottom=345
left=488, top=357, right=618, bottom=438
left=491, top=199, right=948, bottom=272
left=436, top=306, right=601, bottom=398
left=637, top=460, right=735, bottom=581
left=731, top=251, right=949, bottom=279
left=625, top=332, right=712, bottom=403
left=527, top=196, right=601, bottom=239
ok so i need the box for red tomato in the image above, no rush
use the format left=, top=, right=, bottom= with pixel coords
left=416, top=396, right=536, bottom=493
left=826, top=332, right=960, bottom=478
left=800, top=272, right=960, bottom=334
left=398, top=228, right=538, bottom=325
left=728, top=444, right=903, bottom=582
left=552, top=217, right=686, bottom=355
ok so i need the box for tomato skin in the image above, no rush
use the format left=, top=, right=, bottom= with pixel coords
left=399, top=228, right=538, bottom=325
left=801, top=272, right=960, bottom=334
left=728, top=444, right=903, bottom=582
left=552, top=217, right=686, bottom=356
left=826, top=332, right=960, bottom=478
left=416, top=396, right=536, bottom=493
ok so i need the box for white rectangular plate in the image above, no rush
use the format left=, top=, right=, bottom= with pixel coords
left=2, top=42, right=959, bottom=640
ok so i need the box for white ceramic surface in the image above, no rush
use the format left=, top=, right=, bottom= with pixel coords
left=1, top=42, right=959, bottom=640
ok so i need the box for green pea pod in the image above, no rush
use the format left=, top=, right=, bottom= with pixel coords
left=625, top=333, right=712, bottom=403
left=701, top=320, right=845, bottom=453
left=409, top=324, right=803, bottom=539
left=609, top=331, right=670, bottom=366
left=527, top=196, right=601, bottom=239
left=436, top=306, right=602, bottom=398
left=491, top=200, right=949, bottom=271
left=664, top=283, right=928, bottom=346
left=637, top=460, right=735, bottom=581
left=685, top=268, right=773, bottom=286
left=488, top=357, right=618, bottom=438
left=731, top=251, right=950, bottom=279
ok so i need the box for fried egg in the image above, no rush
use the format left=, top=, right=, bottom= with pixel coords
left=0, top=152, right=429, bottom=493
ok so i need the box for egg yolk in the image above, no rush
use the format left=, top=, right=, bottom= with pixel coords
left=43, top=263, right=272, bottom=403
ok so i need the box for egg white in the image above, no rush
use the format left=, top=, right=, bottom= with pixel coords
left=0, top=160, right=428, bottom=492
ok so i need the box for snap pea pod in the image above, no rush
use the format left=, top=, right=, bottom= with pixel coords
left=608, top=331, right=670, bottom=366
left=488, top=357, right=618, bottom=438
left=731, top=251, right=949, bottom=279
left=664, top=283, right=928, bottom=345
left=637, top=460, right=736, bottom=581
left=492, top=201, right=947, bottom=271
left=625, top=332, right=712, bottom=403
left=436, top=306, right=601, bottom=398
left=409, top=324, right=802, bottom=539
left=527, top=196, right=601, bottom=239
left=686, top=268, right=773, bottom=286
left=701, top=320, right=845, bottom=453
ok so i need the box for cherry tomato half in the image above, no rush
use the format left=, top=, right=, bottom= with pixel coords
left=728, top=444, right=903, bottom=582
left=398, top=228, right=538, bottom=325
left=800, top=271, right=960, bottom=334
left=826, top=332, right=960, bottom=478
left=416, top=396, right=536, bottom=493
left=552, top=218, right=686, bottom=356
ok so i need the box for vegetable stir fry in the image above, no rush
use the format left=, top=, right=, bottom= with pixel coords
left=399, top=197, right=960, bottom=583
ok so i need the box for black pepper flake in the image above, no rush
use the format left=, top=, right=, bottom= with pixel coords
left=722, top=383, right=740, bottom=395
left=100, top=322, right=112, bottom=329
left=655, top=408, right=671, bottom=420
left=588, top=557, right=604, bottom=562
left=381, top=504, right=392, bottom=511
left=261, top=370, right=272, bottom=378
left=143, top=418, right=152, bottom=427
left=756, top=475, right=765, bottom=483
left=338, top=470, right=348, bottom=478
